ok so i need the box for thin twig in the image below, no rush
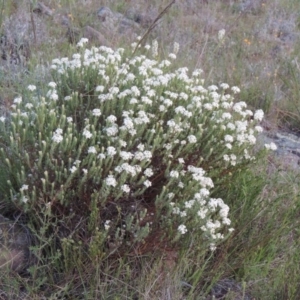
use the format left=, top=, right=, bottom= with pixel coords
left=30, top=3, right=37, bottom=44
left=131, top=0, right=176, bottom=57
left=0, top=0, right=4, bottom=30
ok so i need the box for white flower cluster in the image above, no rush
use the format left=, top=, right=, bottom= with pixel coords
left=16, top=39, right=275, bottom=251
left=46, top=82, right=59, bottom=101
left=264, top=142, right=277, bottom=151
left=52, top=128, right=63, bottom=143
left=170, top=166, right=233, bottom=245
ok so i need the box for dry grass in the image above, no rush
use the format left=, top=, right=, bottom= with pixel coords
left=0, top=0, right=300, bottom=299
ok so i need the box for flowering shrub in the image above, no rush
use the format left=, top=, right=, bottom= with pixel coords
left=0, top=38, right=274, bottom=257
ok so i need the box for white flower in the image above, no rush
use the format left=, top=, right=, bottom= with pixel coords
left=231, top=86, right=240, bottom=94
left=20, top=184, right=29, bottom=191
left=178, top=182, right=184, bottom=188
left=104, top=220, right=111, bottom=230
left=178, top=224, right=187, bottom=234
left=254, top=109, right=264, bottom=121
left=204, top=103, right=213, bottom=110
left=82, top=169, right=88, bottom=175
left=105, top=125, right=118, bottom=136
left=95, top=85, right=104, bottom=92
left=143, top=180, right=152, bottom=188
left=67, top=117, right=73, bottom=123
left=70, top=166, right=77, bottom=173
left=137, top=144, right=145, bottom=151
left=187, top=135, right=197, bottom=143
left=88, top=146, right=97, bottom=154
left=119, top=140, right=127, bottom=147
left=197, top=208, right=208, bottom=219
left=265, top=142, right=277, bottom=151
left=120, top=151, right=134, bottom=161
left=247, top=134, right=256, bottom=144
left=131, top=86, right=140, bottom=97
left=130, top=98, right=138, bottom=104
left=106, top=175, right=117, bottom=187
left=224, top=135, right=234, bottom=142
left=221, top=112, right=232, bottom=120
left=173, top=42, right=179, bottom=55
left=48, top=82, right=57, bottom=88
left=210, top=243, right=217, bottom=251
left=141, top=96, right=152, bottom=105
left=52, top=128, right=63, bottom=143
left=0, top=116, right=5, bottom=123
left=222, top=218, right=231, bottom=225
left=64, top=96, right=72, bottom=101
left=168, top=193, right=175, bottom=199
left=168, top=53, right=177, bottom=60
left=13, top=97, right=22, bottom=104
left=178, top=158, right=184, bottom=164
left=185, top=200, right=195, bottom=209
left=172, top=207, right=180, bottom=215
left=121, top=184, right=130, bottom=193
left=233, top=101, right=247, bottom=113
left=107, top=146, right=116, bottom=157
left=220, top=83, right=229, bottom=90
left=92, top=109, right=101, bottom=116
left=144, top=168, right=154, bottom=177
left=27, top=85, right=36, bottom=91
left=21, top=196, right=29, bottom=203
left=208, top=85, right=218, bottom=91
left=218, top=29, right=225, bottom=41
left=24, top=103, right=33, bottom=109
left=180, top=211, right=187, bottom=217
left=170, top=170, right=179, bottom=178
left=83, top=129, right=92, bottom=139
left=98, top=153, right=106, bottom=159
left=227, top=122, right=236, bottom=130
left=255, top=125, right=263, bottom=132
left=164, top=99, right=173, bottom=107
left=48, top=92, right=59, bottom=101
left=74, top=160, right=81, bottom=165
left=123, top=117, right=134, bottom=129
left=107, top=115, right=117, bottom=123
left=55, top=128, right=63, bottom=135
left=152, top=40, right=158, bottom=57
left=223, top=154, right=230, bottom=162
left=270, top=142, right=277, bottom=151
left=77, top=37, right=88, bottom=47
left=109, top=87, right=119, bottom=95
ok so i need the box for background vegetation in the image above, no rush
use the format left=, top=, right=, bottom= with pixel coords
left=0, top=0, right=300, bottom=299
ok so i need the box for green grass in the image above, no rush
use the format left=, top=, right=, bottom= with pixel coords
left=0, top=1, right=300, bottom=299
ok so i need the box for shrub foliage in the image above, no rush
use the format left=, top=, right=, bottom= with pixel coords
left=0, top=38, right=274, bottom=293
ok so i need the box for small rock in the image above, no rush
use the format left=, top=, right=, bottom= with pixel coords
left=125, top=8, right=154, bottom=28
left=33, top=2, right=54, bottom=17
left=96, top=6, right=142, bottom=40
left=209, top=278, right=253, bottom=300
left=0, top=214, right=34, bottom=272
left=260, top=130, right=300, bottom=171
left=238, top=0, right=264, bottom=14
left=83, top=26, right=110, bottom=46
left=97, top=6, right=117, bottom=22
